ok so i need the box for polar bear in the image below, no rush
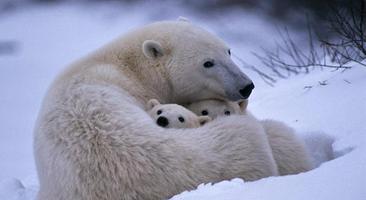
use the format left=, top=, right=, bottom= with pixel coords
left=147, top=99, right=211, bottom=128
left=187, top=99, right=313, bottom=175
left=34, top=20, right=277, bottom=200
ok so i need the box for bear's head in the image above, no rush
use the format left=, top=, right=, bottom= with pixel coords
left=141, top=20, right=254, bottom=103
left=147, top=99, right=211, bottom=128
left=186, top=99, right=248, bottom=119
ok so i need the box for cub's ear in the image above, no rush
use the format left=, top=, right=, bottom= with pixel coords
left=198, top=116, right=212, bottom=126
left=142, top=40, right=164, bottom=58
left=238, top=99, right=248, bottom=112
left=147, top=99, right=160, bottom=110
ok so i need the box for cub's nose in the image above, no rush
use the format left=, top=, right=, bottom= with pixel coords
left=157, top=116, right=169, bottom=127
left=239, top=82, right=255, bottom=99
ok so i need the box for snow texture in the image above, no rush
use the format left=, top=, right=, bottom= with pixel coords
left=0, top=2, right=365, bottom=200
left=172, top=66, right=366, bottom=200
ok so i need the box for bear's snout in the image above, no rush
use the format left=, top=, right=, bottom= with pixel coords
left=239, top=82, right=255, bottom=99
left=157, top=116, right=169, bottom=127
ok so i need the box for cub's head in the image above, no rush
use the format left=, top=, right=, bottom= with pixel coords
left=186, top=99, right=248, bottom=119
left=147, top=99, right=211, bottom=128
left=141, top=20, right=254, bottom=103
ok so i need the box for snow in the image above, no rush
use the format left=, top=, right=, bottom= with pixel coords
left=0, top=178, right=37, bottom=200
left=0, top=2, right=365, bottom=200
left=172, top=66, right=366, bottom=200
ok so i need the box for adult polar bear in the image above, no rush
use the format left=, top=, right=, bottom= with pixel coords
left=34, top=20, right=277, bottom=200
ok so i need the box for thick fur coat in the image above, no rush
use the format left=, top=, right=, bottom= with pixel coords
left=34, top=21, right=277, bottom=200
left=146, top=99, right=211, bottom=128
left=187, top=99, right=313, bottom=175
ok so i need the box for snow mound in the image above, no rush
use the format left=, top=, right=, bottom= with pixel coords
left=302, top=132, right=335, bottom=167
left=0, top=178, right=36, bottom=200
left=171, top=179, right=246, bottom=200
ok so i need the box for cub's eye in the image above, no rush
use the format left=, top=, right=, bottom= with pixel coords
left=178, top=117, right=185, bottom=123
left=201, top=110, right=208, bottom=115
left=157, top=110, right=162, bottom=115
left=228, top=49, right=231, bottom=55
left=224, top=111, right=231, bottom=116
left=203, top=61, right=214, bottom=68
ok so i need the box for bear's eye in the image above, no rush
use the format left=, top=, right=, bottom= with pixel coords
left=157, top=110, right=162, bottom=115
left=178, top=116, right=185, bottom=123
left=201, top=110, right=208, bottom=115
left=228, top=49, right=231, bottom=55
left=224, top=110, right=231, bottom=116
left=203, top=61, right=214, bottom=68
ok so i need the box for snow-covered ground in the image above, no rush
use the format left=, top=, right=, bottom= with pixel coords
left=173, top=66, right=366, bottom=200
left=0, top=2, right=365, bottom=200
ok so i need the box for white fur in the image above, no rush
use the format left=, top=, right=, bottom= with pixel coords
left=187, top=99, right=313, bottom=175
left=147, top=99, right=211, bottom=128
left=186, top=99, right=247, bottom=118
left=34, top=21, right=275, bottom=200
left=261, top=120, right=313, bottom=175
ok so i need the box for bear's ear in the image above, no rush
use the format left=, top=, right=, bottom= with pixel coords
left=147, top=99, right=160, bottom=110
left=198, top=116, right=212, bottom=126
left=237, top=99, right=248, bottom=112
left=142, top=40, right=164, bottom=59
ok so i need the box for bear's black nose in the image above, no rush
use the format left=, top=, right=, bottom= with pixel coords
left=157, top=116, right=169, bottom=127
left=239, top=82, right=255, bottom=99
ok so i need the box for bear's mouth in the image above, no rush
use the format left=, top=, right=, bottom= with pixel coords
left=226, top=91, right=247, bottom=101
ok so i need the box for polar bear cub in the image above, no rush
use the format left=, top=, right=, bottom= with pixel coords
left=186, top=99, right=313, bottom=175
left=186, top=99, right=248, bottom=118
left=147, top=99, right=211, bottom=128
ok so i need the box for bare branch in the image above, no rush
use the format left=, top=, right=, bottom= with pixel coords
left=245, top=0, right=365, bottom=85
left=232, top=53, right=276, bottom=86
